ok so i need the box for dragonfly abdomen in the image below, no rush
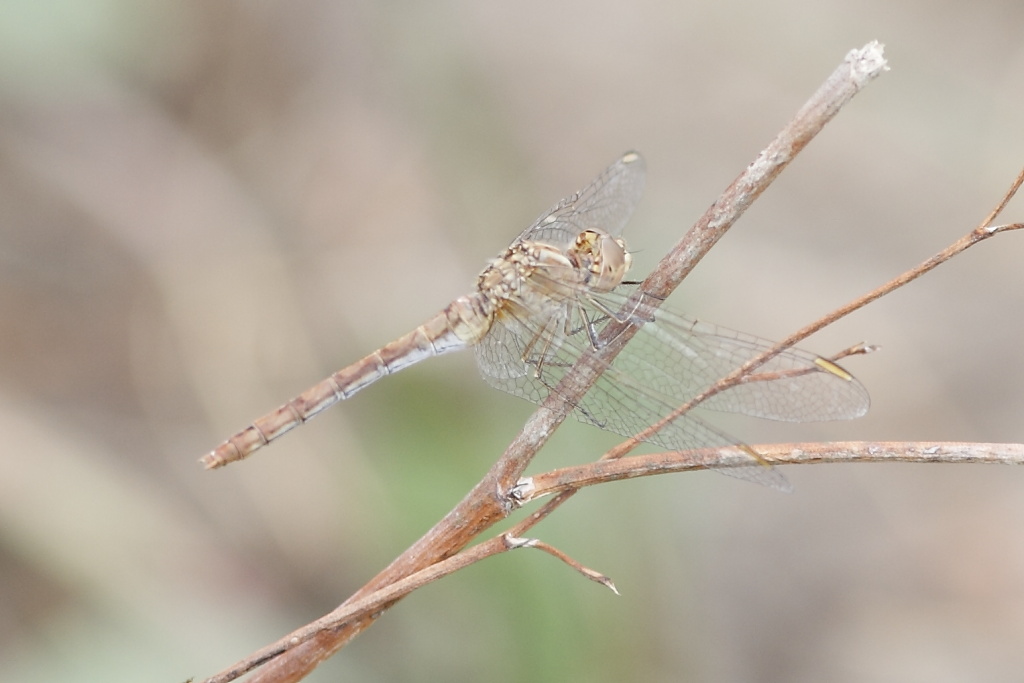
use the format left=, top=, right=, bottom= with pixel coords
left=200, top=308, right=473, bottom=469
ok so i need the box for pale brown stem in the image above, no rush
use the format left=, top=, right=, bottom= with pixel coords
left=519, top=442, right=1024, bottom=499
left=503, top=535, right=620, bottom=594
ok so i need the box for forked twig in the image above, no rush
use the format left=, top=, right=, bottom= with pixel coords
left=205, top=43, right=896, bottom=683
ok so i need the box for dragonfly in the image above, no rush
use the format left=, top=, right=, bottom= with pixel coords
left=201, top=151, right=869, bottom=489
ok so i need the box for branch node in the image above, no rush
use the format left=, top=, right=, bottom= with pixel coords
left=503, top=534, right=537, bottom=550
left=508, top=477, right=537, bottom=507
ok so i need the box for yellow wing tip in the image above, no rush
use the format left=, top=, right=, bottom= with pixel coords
left=814, top=357, right=854, bottom=381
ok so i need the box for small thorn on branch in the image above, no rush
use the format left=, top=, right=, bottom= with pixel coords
left=503, top=534, right=619, bottom=595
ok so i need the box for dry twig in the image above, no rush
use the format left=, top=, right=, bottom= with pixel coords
left=518, top=441, right=1024, bottom=499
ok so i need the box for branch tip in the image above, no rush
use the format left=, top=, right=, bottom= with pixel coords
left=846, top=41, right=888, bottom=82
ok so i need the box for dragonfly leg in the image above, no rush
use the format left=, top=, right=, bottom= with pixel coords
left=520, top=313, right=563, bottom=379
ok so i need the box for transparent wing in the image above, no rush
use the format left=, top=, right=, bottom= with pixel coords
left=515, top=151, right=646, bottom=248
left=474, top=283, right=868, bottom=490
left=599, top=289, right=871, bottom=422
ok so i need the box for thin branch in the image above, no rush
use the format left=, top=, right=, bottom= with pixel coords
left=203, top=43, right=887, bottom=683
left=504, top=535, right=620, bottom=594
left=518, top=442, right=1024, bottom=499
left=981, top=167, right=1024, bottom=226
left=642, top=41, right=889, bottom=298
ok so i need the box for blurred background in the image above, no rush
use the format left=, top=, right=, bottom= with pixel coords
left=1, top=1, right=1023, bottom=682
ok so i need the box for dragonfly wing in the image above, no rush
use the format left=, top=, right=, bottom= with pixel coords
left=517, top=152, right=646, bottom=248
left=570, top=356, right=794, bottom=491
left=592, top=290, right=871, bottom=422
left=474, top=299, right=791, bottom=490
left=474, top=304, right=535, bottom=383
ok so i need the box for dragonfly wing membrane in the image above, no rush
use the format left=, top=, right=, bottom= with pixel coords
left=590, top=291, right=871, bottom=422
left=478, top=294, right=792, bottom=490
left=519, top=152, right=647, bottom=248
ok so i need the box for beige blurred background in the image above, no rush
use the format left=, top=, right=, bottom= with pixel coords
left=1, top=2, right=1023, bottom=682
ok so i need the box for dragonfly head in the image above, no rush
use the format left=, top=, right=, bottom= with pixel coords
left=570, top=229, right=632, bottom=293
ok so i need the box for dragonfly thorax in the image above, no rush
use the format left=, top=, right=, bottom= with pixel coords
left=472, top=239, right=588, bottom=328
left=477, top=241, right=576, bottom=296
